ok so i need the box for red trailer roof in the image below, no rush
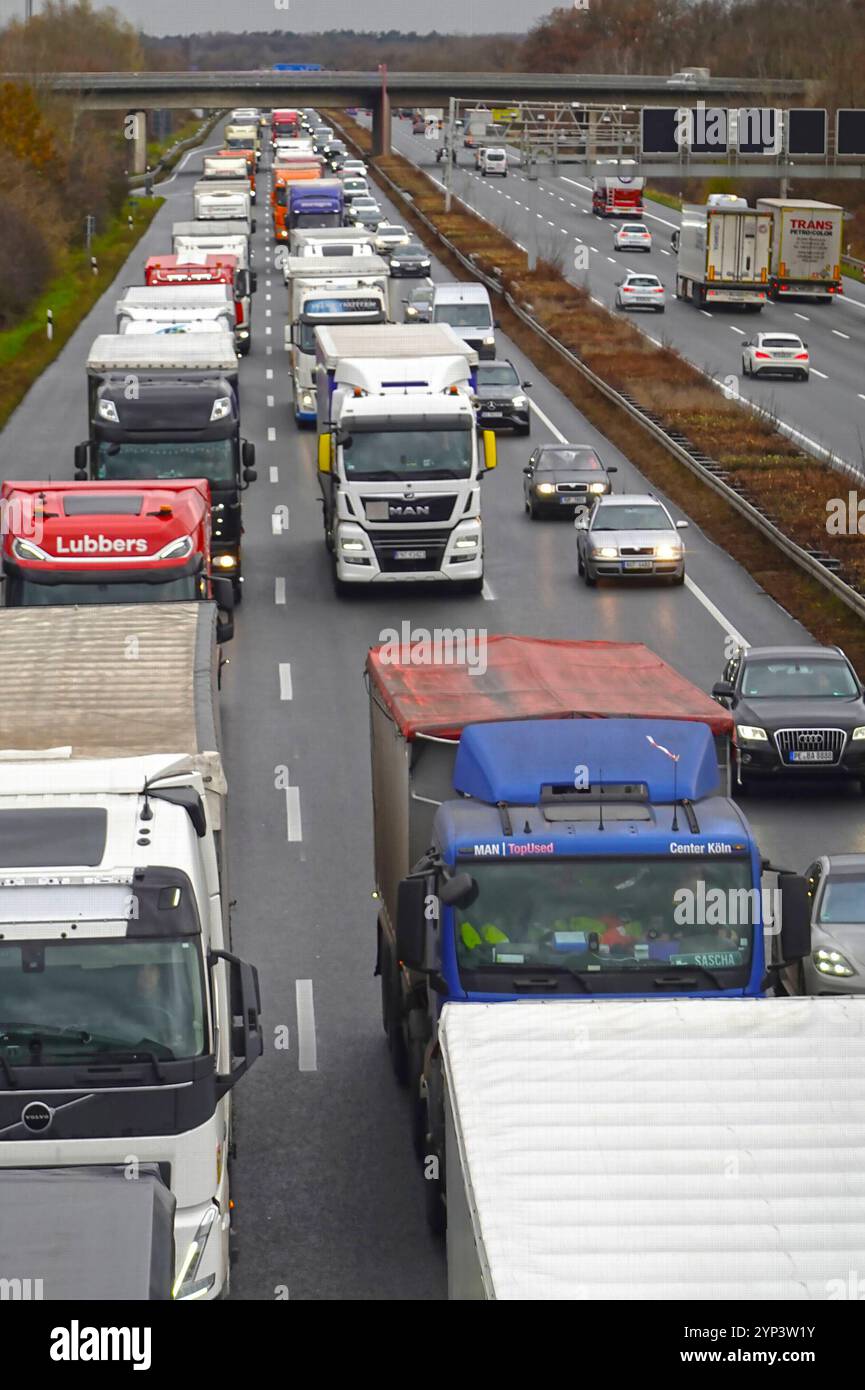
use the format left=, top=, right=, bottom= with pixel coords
left=367, top=635, right=733, bottom=740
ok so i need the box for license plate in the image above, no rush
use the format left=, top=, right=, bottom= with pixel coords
left=394, top=549, right=426, bottom=561
left=482, top=409, right=502, bottom=417
left=789, top=750, right=834, bottom=763
left=624, top=559, right=652, bottom=570
left=560, top=495, right=582, bottom=504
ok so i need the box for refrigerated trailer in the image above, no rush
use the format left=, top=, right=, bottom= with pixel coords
left=756, top=199, right=844, bottom=302
left=676, top=203, right=771, bottom=309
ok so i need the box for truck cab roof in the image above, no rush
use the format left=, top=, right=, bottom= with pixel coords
left=87, top=333, right=238, bottom=373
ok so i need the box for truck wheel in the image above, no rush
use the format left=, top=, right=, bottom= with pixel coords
left=382, top=949, right=409, bottom=1085
left=421, top=1097, right=446, bottom=1237
left=232, top=577, right=243, bottom=604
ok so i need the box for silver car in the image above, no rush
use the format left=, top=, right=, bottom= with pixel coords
left=613, top=222, right=653, bottom=252
left=615, top=272, right=666, bottom=312
left=576, top=493, right=687, bottom=585
left=787, top=856, right=865, bottom=996
left=373, top=224, right=411, bottom=253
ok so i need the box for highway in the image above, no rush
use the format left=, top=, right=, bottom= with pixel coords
left=376, top=114, right=865, bottom=474
left=1, top=118, right=864, bottom=1300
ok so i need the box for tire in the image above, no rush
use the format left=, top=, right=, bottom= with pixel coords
left=656, top=306, right=665, bottom=313
left=577, top=550, right=584, bottom=576
left=516, top=422, right=531, bottom=436
left=528, top=499, right=538, bottom=520
left=670, top=570, right=685, bottom=586
left=743, top=358, right=750, bottom=376
left=381, top=944, right=409, bottom=1085
left=583, top=563, right=596, bottom=587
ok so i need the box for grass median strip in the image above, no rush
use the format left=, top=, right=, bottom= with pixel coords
left=327, top=112, right=865, bottom=667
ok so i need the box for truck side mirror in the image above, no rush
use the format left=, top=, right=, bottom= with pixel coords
left=212, top=576, right=235, bottom=643
left=396, top=877, right=429, bottom=971
left=712, top=680, right=735, bottom=701
left=607, top=465, right=618, bottom=473
left=251, top=271, right=258, bottom=293
left=318, top=433, right=333, bottom=473
left=482, top=430, right=497, bottom=471
left=74, top=441, right=89, bottom=478
left=242, top=440, right=256, bottom=473
left=778, top=873, right=811, bottom=963
left=251, top=218, right=257, bottom=233
left=439, top=872, right=478, bottom=910
left=211, top=949, right=263, bottom=1098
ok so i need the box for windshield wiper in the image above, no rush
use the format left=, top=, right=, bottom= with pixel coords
left=649, top=965, right=725, bottom=991
left=508, top=965, right=594, bottom=994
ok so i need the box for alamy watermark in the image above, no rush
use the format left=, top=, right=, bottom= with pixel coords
left=378, top=622, right=488, bottom=676
left=674, top=103, right=779, bottom=150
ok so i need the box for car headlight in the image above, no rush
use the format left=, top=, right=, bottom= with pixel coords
left=737, top=725, right=768, bottom=742
left=814, top=947, right=855, bottom=978
left=596, top=546, right=618, bottom=559
left=210, top=396, right=232, bottom=422
left=340, top=538, right=366, bottom=553
left=173, top=1205, right=219, bottom=1301
left=419, top=259, right=430, bottom=266
left=155, top=534, right=194, bottom=561
left=97, top=398, right=119, bottom=423
left=482, top=336, right=496, bottom=347
left=852, top=727, right=865, bottom=740
left=405, top=307, right=418, bottom=317
left=214, top=553, right=238, bottom=570
left=512, top=395, right=528, bottom=409
left=655, top=542, right=683, bottom=560
left=536, top=483, right=556, bottom=496
left=12, top=537, right=50, bottom=561
left=587, top=482, right=607, bottom=494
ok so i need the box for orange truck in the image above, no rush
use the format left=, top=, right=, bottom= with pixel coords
left=272, top=159, right=324, bottom=241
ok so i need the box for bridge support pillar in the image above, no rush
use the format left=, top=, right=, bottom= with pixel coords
left=125, top=109, right=148, bottom=175
left=372, top=88, right=391, bottom=157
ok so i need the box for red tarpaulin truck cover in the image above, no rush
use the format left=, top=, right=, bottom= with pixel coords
left=367, top=635, right=733, bottom=740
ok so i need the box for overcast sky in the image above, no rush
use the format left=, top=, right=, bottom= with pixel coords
left=0, top=0, right=552, bottom=36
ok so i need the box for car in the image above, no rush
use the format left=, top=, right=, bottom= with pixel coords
left=341, top=178, right=370, bottom=201
left=615, top=272, right=666, bottom=311
left=778, top=855, right=865, bottom=997
left=742, top=333, right=810, bottom=381
left=388, top=240, right=431, bottom=277
left=712, top=645, right=865, bottom=792
left=340, top=160, right=368, bottom=179
left=613, top=222, right=653, bottom=252
left=478, top=148, right=508, bottom=177
left=402, top=283, right=435, bottom=323
left=373, top=224, right=411, bottom=253
left=412, top=118, right=426, bottom=135
left=471, top=360, right=532, bottom=435
left=350, top=205, right=383, bottom=231
left=576, top=493, right=686, bottom=585
left=523, top=444, right=617, bottom=519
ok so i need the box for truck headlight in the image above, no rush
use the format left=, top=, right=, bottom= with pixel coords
left=512, top=395, right=528, bottom=409
left=536, top=483, right=556, bottom=496
left=852, top=727, right=865, bottom=740
left=210, top=397, right=232, bottom=422
left=173, top=1205, right=219, bottom=1300
left=814, top=948, right=855, bottom=978
left=214, top=553, right=238, bottom=570
left=596, top=546, right=618, bottom=559
left=12, top=537, right=50, bottom=561
left=156, top=534, right=194, bottom=560
left=454, top=536, right=479, bottom=549
left=655, top=542, right=682, bottom=560
left=737, top=725, right=768, bottom=742
left=97, top=399, right=119, bottom=423
left=300, top=391, right=315, bottom=408
left=482, top=336, right=496, bottom=347
left=340, top=538, right=366, bottom=553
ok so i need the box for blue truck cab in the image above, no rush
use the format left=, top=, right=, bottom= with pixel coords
left=288, top=179, right=344, bottom=230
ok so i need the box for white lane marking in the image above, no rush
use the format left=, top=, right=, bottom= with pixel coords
left=729, top=326, right=745, bottom=335
left=285, top=789, right=303, bottom=844
left=660, top=248, right=671, bottom=255
left=266, top=326, right=272, bottom=335
left=266, top=278, right=272, bottom=288
left=794, top=312, right=809, bottom=321
left=269, top=465, right=279, bottom=483
left=267, top=395, right=275, bottom=407
left=832, top=329, right=851, bottom=339
left=684, top=576, right=750, bottom=649
left=267, top=426, right=276, bottom=441
left=528, top=398, right=567, bottom=442
left=811, top=368, right=828, bottom=378
left=267, top=345, right=273, bottom=355
left=559, top=227, right=569, bottom=234
left=295, top=979, right=316, bottom=1069
left=700, top=309, right=712, bottom=318
left=266, top=307, right=272, bottom=316
left=266, top=293, right=272, bottom=302
left=275, top=577, right=286, bottom=604
left=272, top=509, right=288, bottom=534
left=481, top=577, right=496, bottom=600
left=266, top=368, right=274, bottom=380
left=279, top=663, right=293, bottom=700
left=547, top=219, right=555, bottom=226
left=589, top=245, right=598, bottom=253
left=859, top=393, right=865, bottom=402
left=839, top=293, right=865, bottom=311
left=606, top=256, right=616, bottom=264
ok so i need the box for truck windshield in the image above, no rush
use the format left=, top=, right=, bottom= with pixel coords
left=0, top=939, right=207, bottom=1063
left=433, top=304, right=491, bottom=329
left=344, top=427, right=473, bottom=480
left=11, top=575, right=201, bottom=606
left=297, top=310, right=385, bottom=354
left=453, top=858, right=756, bottom=981
left=96, top=439, right=235, bottom=484
left=294, top=212, right=341, bottom=228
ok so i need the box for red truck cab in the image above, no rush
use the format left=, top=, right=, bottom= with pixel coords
left=144, top=254, right=250, bottom=352
left=271, top=108, right=301, bottom=143
left=0, top=480, right=233, bottom=639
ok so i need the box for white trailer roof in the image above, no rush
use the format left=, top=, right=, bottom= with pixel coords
left=87, top=332, right=237, bottom=371
left=285, top=254, right=388, bottom=281
left=120, top=320, right=228, bottom=336
left=441, top=997, right=865, bottom=1301
left=117, top=286, right=233, bottom=311
left=172, top=220, right=251, bottom=239
left=315, top=323, right=478, bottom=368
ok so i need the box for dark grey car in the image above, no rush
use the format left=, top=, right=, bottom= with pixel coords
left=388, top=240, right=432, bottom=277
left=402, top=283, right=434, bottom=323
left=472, top=360, right=532, bottom=435
left=523, top=444, right=616, bottom=519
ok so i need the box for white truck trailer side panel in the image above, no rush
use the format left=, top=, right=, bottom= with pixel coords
left=441, top=997, right=865, bottom=1300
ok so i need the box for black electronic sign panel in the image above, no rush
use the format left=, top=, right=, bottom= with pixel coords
left=837, top=109, right=865, bottom=156
left=787, top=108, right=827, bottom=156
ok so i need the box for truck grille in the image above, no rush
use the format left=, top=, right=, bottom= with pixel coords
left=371, top=528, right=450, bottom=572
left=363, top=495, right=457, bottom=524
left=774, top=728, right=847, bottom=763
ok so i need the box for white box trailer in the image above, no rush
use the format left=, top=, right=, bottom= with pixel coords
left=676, top=203, right=771, bottom=309
left=193, top=180, right=253, bottom=225
left=756, top=199, right=844, bottom=301
left=442, top=997, right=865, bottom=1300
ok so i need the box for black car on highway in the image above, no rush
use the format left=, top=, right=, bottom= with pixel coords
left=387, top=240, right=432, bottom=277
left=712, top=645, right=865, bottom=792
left=472, top=359, right=532, bottom=435
left=402, top=283, right=434, bottom=323
left=523, top=443, right=616, bottom=519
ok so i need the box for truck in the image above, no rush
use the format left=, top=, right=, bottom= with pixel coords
left=442, top=995, right=863, bottom=1299
left=316, top=323, right=495, bottom=591
left=463, top=108, right=491, bottom=148
left=286, top=259, right=391, bottom=423
left=271, top=107, right=301, bottom=143
left=756, top=198, right=844, bottom=302
left=1, top=479, right=234, bottom=639
left=223, top=121, right=260, bottom=165
left=75, top=334, right=257, bottom=594
left=193, top=179, right=253, bottom=227
left=591, top=171, right=646, bottom=217
left=287, top=228, right=374, bottom=268
left=169, top=227, right=258, bottom=354
left=288, top=178, right=344, bottom=231
left=0, top=601, right=263, bottom=1299
left=0, top=1164, right=175, bottom=1300
left=271, top=160, right=324, bottom=242
left=116, top=284, right=236, bottom=339
left=366, top=634, right=809, bottom=1230
left=202, top=153, right=254, bottom=202
left=676, top=202, right=771, bottom=309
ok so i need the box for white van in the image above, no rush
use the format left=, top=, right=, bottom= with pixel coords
left=479, top=147, right=508, bottom=178
left=431, top=282, right=496, bottom=358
